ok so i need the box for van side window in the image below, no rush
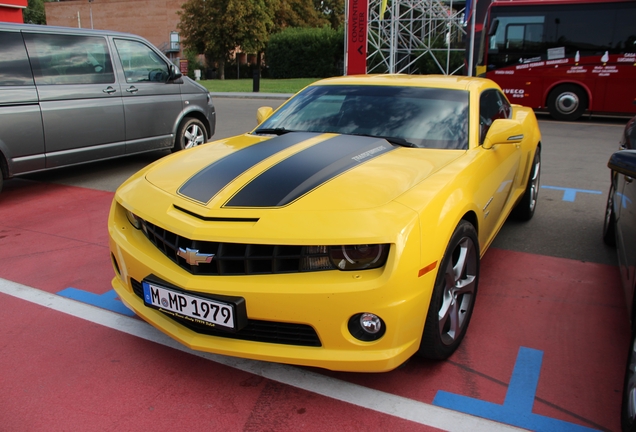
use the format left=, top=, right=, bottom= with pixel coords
left=23, top=33, right=115, bottom=85
left=114, top=39, right=170, bottom=83
left=0, top=31, right=34, bottom=86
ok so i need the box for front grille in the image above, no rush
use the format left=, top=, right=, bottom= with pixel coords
left=139, top=219, right=330, bottom=275
left=131, top=279, right=322, bottom=347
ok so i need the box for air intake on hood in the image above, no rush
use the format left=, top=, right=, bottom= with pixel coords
left=173, top=205, right=259, bottom=222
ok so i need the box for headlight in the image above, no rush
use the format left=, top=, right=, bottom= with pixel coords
left=329, top=244, right=389, bottom=270
left=125, top=209, right=142, bottom=230
left=301, top=244, right=390, bottom=271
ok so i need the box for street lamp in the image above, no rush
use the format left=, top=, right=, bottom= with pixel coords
left=89, top=0, right=94, bottom=29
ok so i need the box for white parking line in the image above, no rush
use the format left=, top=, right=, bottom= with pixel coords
left=0, top=278, right=526, bottom=432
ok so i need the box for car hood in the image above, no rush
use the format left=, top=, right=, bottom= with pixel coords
left=145, top=132, right=463, bottom=212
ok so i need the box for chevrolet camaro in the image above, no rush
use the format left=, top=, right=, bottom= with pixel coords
left=108, top=75, right=542, bottom=372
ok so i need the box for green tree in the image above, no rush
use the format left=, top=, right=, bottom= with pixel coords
left=275, top=0, right=328, bottom=31
left=23, top=0, right=50, bottom=25
left=415, top=37, right=466, bottom=75
left=178, top=0, right=277, bottom=80
left=179, top=0, right=340, bottom=79
left=313, top=0, right=345, bottom=29
left=267, top=26, right=343, bottom=78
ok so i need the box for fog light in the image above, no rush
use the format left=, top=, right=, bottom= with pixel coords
left=348, top=313, right=386, bottom=342
left=360, top=313, right=382, bottom=334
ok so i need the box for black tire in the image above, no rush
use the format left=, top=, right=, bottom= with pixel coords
left=418, top=220, right=479, bottom=360
left=622, top=332, right=636, bottom=432
left=603, top=181, right=617, bottom=246
left=547, top=84, right=588, bottom=121
left=0, top=163, right=4, bottom=194
left=512, top=147, right=541, bottom=221
left=173, top=118, right=207, bottom=152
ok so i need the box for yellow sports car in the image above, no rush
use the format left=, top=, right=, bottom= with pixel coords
left=109, top=75, right=541, bottom=372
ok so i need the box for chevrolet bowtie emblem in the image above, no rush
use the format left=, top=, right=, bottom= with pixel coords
left=177, top=247, right=215, bottom=266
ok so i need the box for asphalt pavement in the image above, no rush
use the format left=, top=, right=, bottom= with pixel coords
left=2, top=96, right=631, bottom=431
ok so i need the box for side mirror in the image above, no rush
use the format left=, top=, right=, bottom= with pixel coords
left=256, top=106, right=273, bottom=125
left=482, top=119, right=524, bottom=149
left=169, top=64, right=182, bottom=80
left=608, top=150, right=636, bottom=178
left=488, top=19, right=499, bottom=36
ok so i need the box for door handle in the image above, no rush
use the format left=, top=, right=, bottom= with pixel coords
left=627, top=176, right=634, bottom=183
left=102, top=86, right=117, bottom=94
left=126, top=86, right=139, bottom=93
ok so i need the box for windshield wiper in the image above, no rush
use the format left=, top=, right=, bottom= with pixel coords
left=253, top=127, right=293, bottom=136
left=351, top=133, right=417, bottom=148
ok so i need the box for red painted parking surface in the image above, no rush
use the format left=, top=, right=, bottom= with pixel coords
left=0, top=179, right=628, bottom=431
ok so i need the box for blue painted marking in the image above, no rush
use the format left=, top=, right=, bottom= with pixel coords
left=541, top=186, right=602, bottom=202
left=57, top=288, right=135, bottom=317
left=433, top=347, right=599, bottom=431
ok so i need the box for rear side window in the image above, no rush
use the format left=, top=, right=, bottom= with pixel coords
left=114, top=39, right=169, bottom=83
left=23, top=33, right=115, bottom=85
left=0, top=31, right=34, bottom=86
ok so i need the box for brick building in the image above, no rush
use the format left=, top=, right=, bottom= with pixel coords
left=0, top=0, right=27, bottom=22
left=45, top=0, right=184, bottom=61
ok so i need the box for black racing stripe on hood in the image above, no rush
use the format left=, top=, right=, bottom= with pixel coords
left=178, top=132, right=321, bottom=204
left=224, top=135, right=397, bottom=208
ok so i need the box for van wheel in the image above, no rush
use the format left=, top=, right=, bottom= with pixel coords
left=173, top=118, right=207, bottom=152
left=547, top=85, right=587, bottom=121
left=0, top=164, right=4, bottom=193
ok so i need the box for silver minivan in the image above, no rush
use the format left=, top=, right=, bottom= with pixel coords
left=0, top=23, right=215, bottom=192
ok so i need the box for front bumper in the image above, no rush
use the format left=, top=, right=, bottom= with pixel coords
left=109, top=198, right=435, bottom=372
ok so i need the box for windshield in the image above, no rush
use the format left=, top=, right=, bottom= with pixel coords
left=254, top=85, right=469, bottom=149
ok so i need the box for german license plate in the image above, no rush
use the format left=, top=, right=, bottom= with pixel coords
left=142, top=281, right=236, bottom=330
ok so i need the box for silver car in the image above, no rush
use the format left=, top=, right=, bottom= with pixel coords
left=0, top=23, right=215, bottom=192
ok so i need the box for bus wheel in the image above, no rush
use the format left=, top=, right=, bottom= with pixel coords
left=547, top=84, right=588, bottom=121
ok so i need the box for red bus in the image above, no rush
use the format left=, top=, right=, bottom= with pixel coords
left=475, top=0, right=636, bottom=120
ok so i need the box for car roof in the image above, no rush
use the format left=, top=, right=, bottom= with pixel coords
left=309, top=74, right=498, bottom=92
left=0, top=22, right=140, bottom=39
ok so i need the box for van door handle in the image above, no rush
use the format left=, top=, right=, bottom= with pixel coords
left=102, top=86, right=117, bottom=94
left=126, top=86, right=139, bottom=94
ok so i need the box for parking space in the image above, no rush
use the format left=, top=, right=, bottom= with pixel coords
left=0, top=99, right=631, bottom=431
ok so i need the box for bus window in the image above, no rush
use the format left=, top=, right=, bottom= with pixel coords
left=613, top=7, right=636, bottom=52
left=488, top=15, right=545, bottom=68
left=546, top=7, right=614, bottom=56
left=505, top=23, right=543, bottom=50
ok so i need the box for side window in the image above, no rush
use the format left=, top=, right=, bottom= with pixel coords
left=0, top=31, right=34, bottom=86
left=114, top=39, right=169, bottom=83
left=23, top=33, right=115, bottom=85
left=546, top=7, right=615, bottom=57
left=498, top=92, right=512, bottom=119
left=613, top=5, right=636, bottom=53
left=488, top=15, right=545, bottom=69
left=479, top=90, right=510, bottom=144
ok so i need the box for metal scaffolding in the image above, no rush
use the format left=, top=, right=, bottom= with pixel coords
left=367, top=0, right=467, bottom=75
